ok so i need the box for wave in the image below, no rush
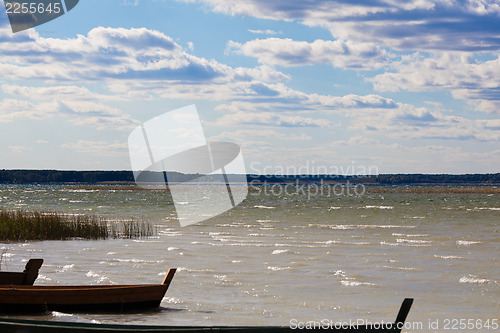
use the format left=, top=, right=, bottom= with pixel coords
left=380, top=241, right=431, bottom=247
left=470, top=207, right=500, bottom=211
left=85, top=271, right=111, bottom=284
left=59, top=264, right=74, bottom=272
left=272, top=249, right=291, bottom=255
left=308, top=224, right=415, bottom=230
left=325, top=240, right=370, bottom=245
left=61, top=189, right=98, bottom=193
left=434, top=255, right=465, bottom=260
left=382, top=265, right=418, bottom=271
left=459, top=274, right=497, bottom=285
left=267, top=266, right=291, bottom=271
left=456, top=240, right=481, bottom=246
left=392, top=233, right=429, bottom=237
left=51, top=311, right=73, bottom=317
left=162, top=297, right=182, bottom=304
left=107, top=258, right=164, bottom=263
left=158, top=230, right=183, bottom=237
left=363, top=205, right=394, bottom=209
left=253, top=205, right=275, bottom=209
left=208, top=242, right=272, bottom=247
left=341, top=280, right=376, bottom=286
left=396, top=238, right=433, bottom=244
left=333, top=270, right=377, bottom=287
left=37, top=274, right=53, bottom=282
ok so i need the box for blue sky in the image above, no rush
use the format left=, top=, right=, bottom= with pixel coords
left=0, top=0, right=499, bottom=174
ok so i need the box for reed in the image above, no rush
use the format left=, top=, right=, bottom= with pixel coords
left=0, top=209, right=154, bottom=241
left=109, top=220, right=155, bottom=239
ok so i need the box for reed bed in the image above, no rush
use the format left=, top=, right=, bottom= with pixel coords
left=109, top=221, right=155, bottom=239
left=0, top=209, right=155, bottom=241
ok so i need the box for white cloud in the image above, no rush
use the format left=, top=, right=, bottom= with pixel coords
left=61, top=140, right=129, bottom=156
left=210, top=129, right=312, bottom=143
left=227, top=38, right=388, bottom=70
left=248, top=29, right=281, bottom=35
left=1, top=85, right=124, bottom=103
left=194, top=1, right=500, bottom=116
left=330, top=136, right=380, bottom=147
left=0, top=24, right=296, bottom=98
left=241, top=136, right=499, bottom=174
left=370, top=53, right=500, bottom=113
left=59, top=101, right=139, bottom=130
left=215, top=111, right=331, bottom=127
left=121, top=0, right=140, bottom=6
left=191, top=0, right=500, bottom=52
left=105, top=65, right=289, bottom=102
left=0, top=99, right=59, bottom=122
left=0, top=85, right=138, bottom=130
left=347, top=103, right=500, bottom=141
left=312, top=94, right=398, bottom=109
left=466, top=0, right=500, bottom=15
left=8, top=145, right=32, bottom=153
left=213, top=89, right=397, bottom=116
left=0, top=26, right=231, bottom=82
left=0, top=16, right=496, bottom=173
left=0, top=25, right=403, bottom=140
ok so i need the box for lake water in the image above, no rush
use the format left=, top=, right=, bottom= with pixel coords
left=0, top=183, right=498, bottom=332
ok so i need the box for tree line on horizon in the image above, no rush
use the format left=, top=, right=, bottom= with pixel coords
left=0, top=170, right=499, bottom=185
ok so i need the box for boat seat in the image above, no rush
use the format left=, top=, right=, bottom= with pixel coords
left=0, top=259, right=43, bottom=285
left=22, top=259, right=44, bottom=285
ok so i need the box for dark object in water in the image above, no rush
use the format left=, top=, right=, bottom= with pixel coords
left=0, top=259, right=43, bottom=285
left=0, top=268, right=176, bottom=313
left=0, top=298, right=413, bottom=332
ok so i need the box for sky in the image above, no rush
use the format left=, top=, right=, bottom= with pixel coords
left=0, top=0, right=499, bottom=174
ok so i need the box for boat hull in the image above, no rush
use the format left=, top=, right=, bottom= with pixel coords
left=0, top=298, right=413, bottom=332
left=0, top=268, right=177, bottom=313
left=0, top=318, right=406, bottom=333
left=0, top=284, right=168, bottom=312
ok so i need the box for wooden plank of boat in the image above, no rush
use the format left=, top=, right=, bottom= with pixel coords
left=0, top=268, right=176, bottom=313
left=0, top=298, right=413, bottom=332
left=0, top=259, right=43, bottom=285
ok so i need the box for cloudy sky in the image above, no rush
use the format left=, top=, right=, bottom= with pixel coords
left=1, top=0, right=499, bottom=174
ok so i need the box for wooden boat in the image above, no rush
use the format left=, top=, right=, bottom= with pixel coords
left=0, top=259, right=43, bottom=285
left=0, top=298, right=413, bottom=332
left=0, top=268, right=176, bottom=313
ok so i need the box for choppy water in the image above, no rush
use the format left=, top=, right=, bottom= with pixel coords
left=0, top=184, right=498, bottom=332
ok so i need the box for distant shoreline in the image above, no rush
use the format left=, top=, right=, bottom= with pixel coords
left=0, top=169, right=498, bottom=186
left=63, top=184, right=500, bottom=194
